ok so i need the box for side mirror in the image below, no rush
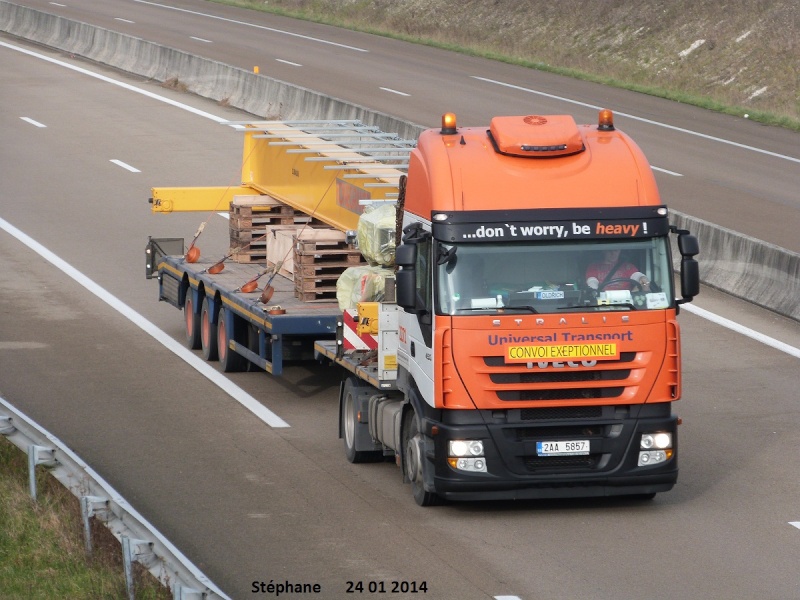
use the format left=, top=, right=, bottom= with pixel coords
left=680, top=257, right=700, bottom=301
left=395, top=243, right=416, bottom=267
left=677, top=233, right=700, bottom=303
left=678, top=233, right=699, bottom=258
left=395, top=244, right=418, bottom=310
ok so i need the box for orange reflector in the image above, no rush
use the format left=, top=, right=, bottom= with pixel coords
left=208, top=261, right=225, bottom=274
left=241, top=280, right=258, bottom=293
left=185, top=246, right=200, bottom=263
left=598, top=108, right=615, bottom=131
left=441, top=112, right=457, bottom=135
left=447, top=458, right=459, bottom=469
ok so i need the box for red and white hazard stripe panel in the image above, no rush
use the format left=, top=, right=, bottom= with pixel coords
left=342, top=308, right=378, bottom=351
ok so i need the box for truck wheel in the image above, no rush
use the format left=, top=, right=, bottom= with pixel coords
left=342, top=378, right=382, bottom=463
left=200, top=296, right=219, bottom=361
left=217, top=308, right=247, bottom=372
left=184, top=293, right=201, bottom=350
left=403, top=411, right=442, bottom=507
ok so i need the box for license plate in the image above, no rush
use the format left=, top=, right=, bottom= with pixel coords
left=536, top=440, right=590, bottom=456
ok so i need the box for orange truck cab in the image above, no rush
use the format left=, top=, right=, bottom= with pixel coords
left=384, top=111, right=700, bottom=504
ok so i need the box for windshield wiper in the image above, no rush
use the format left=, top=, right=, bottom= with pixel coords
left=456, top=305, right=539, bottom=314
left=500, top=305, right=540, bottom=313
left=558, top=303, right=636, bottom=311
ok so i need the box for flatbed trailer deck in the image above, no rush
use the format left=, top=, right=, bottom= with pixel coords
left=155, top=252, right=341, bottom=375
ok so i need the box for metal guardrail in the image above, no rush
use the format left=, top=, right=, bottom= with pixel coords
left=0, top=396, right=230, bottom=600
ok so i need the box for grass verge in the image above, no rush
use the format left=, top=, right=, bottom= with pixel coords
left=0, top=435, right=170, bottom=600
left=210, top=0, right=800, bottom=132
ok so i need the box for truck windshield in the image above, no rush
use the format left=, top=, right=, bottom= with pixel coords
left=436, top=238, right=674, bottom=315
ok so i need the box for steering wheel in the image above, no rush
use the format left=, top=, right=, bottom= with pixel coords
left=598, top=277, right=643, bottom=292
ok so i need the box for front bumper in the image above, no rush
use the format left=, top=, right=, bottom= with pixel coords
left=425, top=403, right=678, bottom=501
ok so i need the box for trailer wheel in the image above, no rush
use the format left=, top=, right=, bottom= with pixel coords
left=342, top=378, right=382, bottom=463
left=184, top=293, right=201, bottom=350
left=218, top=308, right=247, bottom=372
left=402, top=411, right=442, bottom=507
left=200, top=296, right=219, bottom=361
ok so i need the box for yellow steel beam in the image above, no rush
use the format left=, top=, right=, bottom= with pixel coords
left=240, top=126, right=403, bottom=233
left=150, top=186, right=262, bottom=213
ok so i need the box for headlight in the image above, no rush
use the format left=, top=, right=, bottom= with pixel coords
left=448, top=440, right=487, bottom=473
left=638, top=432, right=674, bottom=467
left=641, top=432, right=672, bottom=450
left=449, top=440, right=484, bottom=457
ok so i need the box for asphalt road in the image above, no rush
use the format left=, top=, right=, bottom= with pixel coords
left=12, top=0, right=800, bottom=253
left=2, top=4, right=800, bottom=600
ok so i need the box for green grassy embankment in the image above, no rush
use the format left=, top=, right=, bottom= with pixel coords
left=221, top=0, right=799, bottom=130
left=0, top=436, right=169, bottom=599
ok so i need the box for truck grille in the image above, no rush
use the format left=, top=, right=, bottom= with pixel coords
left=483, top=352, right=637, bottom=403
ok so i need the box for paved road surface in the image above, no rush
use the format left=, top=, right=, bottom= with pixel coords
left=13, top=0, right=800, bottom=253
left=2, top=11, right=800, bottom=600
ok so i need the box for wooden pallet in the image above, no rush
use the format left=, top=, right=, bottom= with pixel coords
left=227, top=247, right=268, bottom=264
left=292, top=231, right=364, bottom=302
left=230, top=207, right=319, bottom=230
left=294, top=286, right=338, bottom=303
left=295, top=262, right=359, bottom=279
left=229, top=195, right=325, bottom=264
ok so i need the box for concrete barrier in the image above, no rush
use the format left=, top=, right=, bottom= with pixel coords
left=0, top=1, right=422, bottom=140
left=671, top=212, right=799, bottom=321
left=2, top=1, right=797, bottom=321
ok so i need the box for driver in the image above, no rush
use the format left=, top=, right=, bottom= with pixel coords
left=585, top=248, right=650, bottom=291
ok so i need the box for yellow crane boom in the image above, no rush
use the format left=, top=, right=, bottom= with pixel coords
left=151, top=120, right=414, bottom=233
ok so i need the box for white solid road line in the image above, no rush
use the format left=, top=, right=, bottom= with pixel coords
left=472, top=76, right=800, bottom=164
left=380, top=87, right=411, bottom=97
left=5, top=41, right=798, bottom=427
left=0, top=41, right=231, bottom=124
left=0, top=216, right=291, bottom=429
left=132, top=0, right=369, bottom=52
left=652, top=166, right=683, bottom=177
left=683, top=304, right=800, bottom=359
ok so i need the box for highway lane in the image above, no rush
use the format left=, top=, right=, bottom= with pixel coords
left=3, top=31, right=800, bottom=600
left=10, top=0, right=800, bottom=253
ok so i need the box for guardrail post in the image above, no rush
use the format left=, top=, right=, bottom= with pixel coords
left=27, top=445, right=57, bottom=501
left=80, top=495, right=109, bottom=556
left=173, top=583, right=204, bottom=599
left=0, top=415, right=15, bottom=435
left=122, top=536, right=154, bottom=600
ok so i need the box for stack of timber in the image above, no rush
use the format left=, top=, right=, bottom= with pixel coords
left=229, top=195, right=322, bottom=264
left=294, top=230, right=365, bottom=302
left=228, top=195, right=366, bottom=303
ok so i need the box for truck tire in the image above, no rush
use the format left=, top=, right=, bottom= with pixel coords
left=342, top=378, right=382, bottom=463
left=217, top=308, right=247, bottom=372
left=184, top=293, right=201, bottom=350
left=402, top=410, right=442, bottom=507
left=200, top=296, right=219, bottom=361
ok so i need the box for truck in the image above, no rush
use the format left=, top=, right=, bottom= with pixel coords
left=147, top=110, right=700, bottom=505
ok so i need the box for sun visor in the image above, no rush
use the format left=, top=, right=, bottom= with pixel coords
left=488, top=115, right=585, bottom=158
